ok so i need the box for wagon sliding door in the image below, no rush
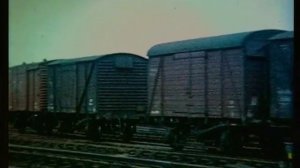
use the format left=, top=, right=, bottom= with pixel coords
left=148, top=52, right=206, bottom=118
left=50, top=65, right=77, bottom=113
left=76, top=62, right=97, bottom=114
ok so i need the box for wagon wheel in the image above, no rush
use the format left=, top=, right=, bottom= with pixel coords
left=122, top=124, right=134, bottom=142
left=29, top=114, right=44, bottom=134
left=44, top=115, right=57, bottom=135
left=168, top=128, right=186, bottom=151
left=261, top=133, right=284, bottom=159
left=97, top=124, right=103, bottom=139
left=15, top=122, right=26, bottom=133
left=14, top=114, right=27, bottom=133
left=219, top=129, right=242, bottom=154
left=86, top=119, right=102, bottom=140
left=219, top=130, right=232, bottom=153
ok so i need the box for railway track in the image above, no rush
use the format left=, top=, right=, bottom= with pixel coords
left=8, top=129, right=252, bottom=157
left=9, top=143, right=281, bottom=168
left=9, top=127, right=265, bottom=157
left=10, top=144, right=214, bottom=168
left=9, top=131, right=282, bottom=168
left=9, top=126, right=202, bottom=151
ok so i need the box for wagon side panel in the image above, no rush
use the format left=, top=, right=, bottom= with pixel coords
left=163, top=53, right=190, bottom=117
left=221, top=48, right=245, bottom=119
left=76, top=62, right=97, bottom=114
left=148, top=57, right=163, bottom=116
left=51, top=64, right=77, bottom=113
left=269, top=40, right=293, bottom=119
left=12, top=65, right=28, bottom=111
left=97, top=55, right=147, bottom=118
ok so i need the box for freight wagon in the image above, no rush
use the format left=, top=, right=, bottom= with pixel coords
left=45, top=53, right=147, bottom=139
left=9, top=53, right=148, bottom=139
left=8, top=30, right=293, bottom=159
left=9, top=60, right=51, bottom=132
left=146, top=29, right=293, bottom=156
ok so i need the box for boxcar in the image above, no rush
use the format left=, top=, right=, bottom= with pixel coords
left=147, top=29, right=284, bottom=122
left=47, top=53, right=148, bottom=137
left=146, top=29, right=290, bottom=152
left=268, top=31, right=294, bottom=120
left=9, top=60, right=50, bottom=131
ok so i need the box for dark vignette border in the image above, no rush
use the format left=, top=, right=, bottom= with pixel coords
left=0, top=0, right=8, bottom=168
left=293, top=0, right=298, bottom=167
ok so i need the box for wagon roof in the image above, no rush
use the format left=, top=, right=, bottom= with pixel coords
left=9, top=62, right=38, bottom=69
left=269, top=31, right=293, bottom=40
left=48, top=53, right=146, bottom=65
left=148, top=29, right=285, bottom=56
left=9, top=60, right=54, bottom=69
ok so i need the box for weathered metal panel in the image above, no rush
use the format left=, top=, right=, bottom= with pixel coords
left=48, top=61, right=97, bottom=114
left=9, top=64, right=30, bottom=112
left=26, top=63, right=48, bottom=112
left=27, top=69, right=40, bottom=111
left=97, top=54, right=148, bottom=118
left=148, top=52, right=205, bottom=117
left=147, top=30, right=285, bottom=120
left=14, top=65, right=28, bottom=111
left=39, top=65, right=48, bottom=112
left=148, top=31, right=251, bottom=56
left=48, top=53, right=147, bottom=116
left=47, top=67, right=55, bottom=112
left=164, top=53, right=190, bottom=116
left=244, top=57, right=268, bottom=119
left=9, top=64, right=27, bottom=111
left=268, top=39, right=293, bottom=119
left=9, top=62, right=49, bottom=112
left=221, top=49, right=244, bottom=119
left=207, top=51, right=222, bottom=116
left=186, top=51, right=206, bottom=117
left=148, top=48, right=245, bottom=119
left=148, top=57, right=162, bottom=115
left=148, top=30, right=284, bottom=57
left=49, top=64, right=77, bottom=113
left=76, top=62, right=97, bottom=114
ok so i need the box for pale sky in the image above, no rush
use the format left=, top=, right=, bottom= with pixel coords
left=9, top=0, right=293, bottom=66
